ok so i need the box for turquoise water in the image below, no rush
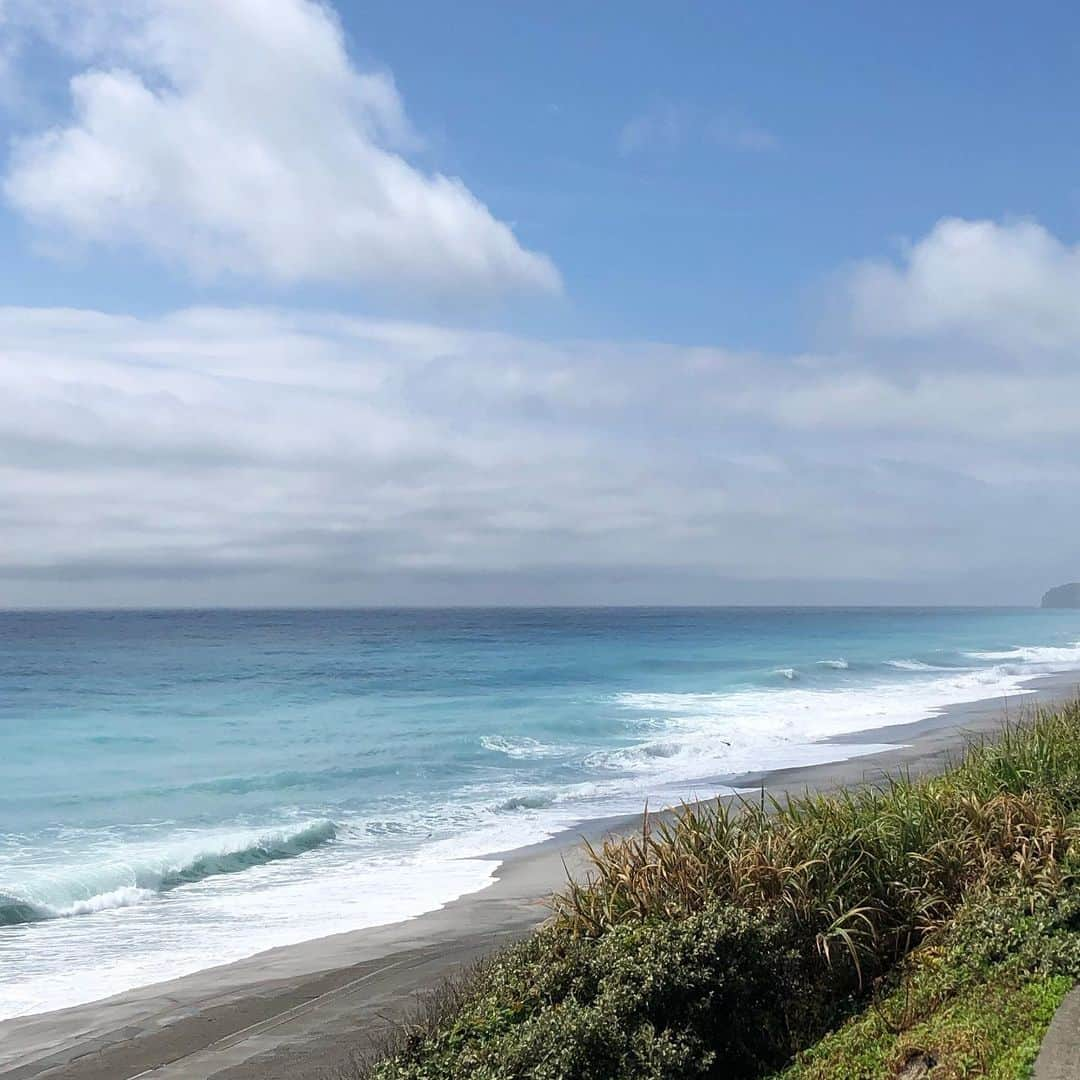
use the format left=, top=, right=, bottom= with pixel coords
left=2, top=607, right=1080, bottom=1018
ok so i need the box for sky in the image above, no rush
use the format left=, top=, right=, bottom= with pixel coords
left=0, top=0, right=1078, bottom=607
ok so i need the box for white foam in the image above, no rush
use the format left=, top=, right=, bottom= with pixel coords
left=607, top=658, right=1043, bottom=793
left=817, top=659, right=849, bottom=669
left=0, top=820, right=338, bottom=926
left=480, top=734, right=569, bottom=759
left=5, top=634, right=1077, bottom=1023
left=774, top=667, right=798, bottom=680
left=48, top=886, right=158, bottom=918
left=0, top=843, right=499, bottom=1021
left=965, top=642, right=1080, bottom=667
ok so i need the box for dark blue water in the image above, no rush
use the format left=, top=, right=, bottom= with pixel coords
left=2, top=607, right=1079, bottom=1017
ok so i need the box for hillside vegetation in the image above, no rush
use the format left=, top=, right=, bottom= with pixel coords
left=364, top=703, right=1080, bottom=1080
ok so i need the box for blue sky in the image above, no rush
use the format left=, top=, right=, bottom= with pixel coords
left=3, top=2, right=1078, bottom=348
left=0, top=1, right=1078, bottom=605
left=353, top=0, right=1080, bottom=347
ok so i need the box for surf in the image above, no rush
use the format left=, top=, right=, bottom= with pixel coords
left=0, top=820, right=337, bottom=926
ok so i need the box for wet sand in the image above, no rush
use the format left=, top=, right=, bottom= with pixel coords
left=3, top=672, right=1078, bottom=1080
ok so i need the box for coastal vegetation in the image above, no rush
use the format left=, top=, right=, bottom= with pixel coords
left=363, top=703, right=1080, bottom=1079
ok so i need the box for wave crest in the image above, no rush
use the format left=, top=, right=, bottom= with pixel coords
left=495, top=794, right=554, bottom=812
left=885, top=659, right=940, bottom=671
left=480, top=735, right=567, bottom=760
left=0, top=820, right=337, bottom=927
left=965, top=643, right=1080, bottom=666
left=155, top=820, right=337, bottom=890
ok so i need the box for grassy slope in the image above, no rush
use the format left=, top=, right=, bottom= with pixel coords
left=367, top=705, right=1080, bottom=1080
left=775, top=885, right=1080, bottom=1079
left=781, top=971, right=1069, bottom=1080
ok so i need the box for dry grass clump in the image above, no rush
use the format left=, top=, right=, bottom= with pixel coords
left=554, top=704, right=1080, bottom=980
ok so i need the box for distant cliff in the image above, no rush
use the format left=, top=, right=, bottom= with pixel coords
left=1041, top=583, right=1080, bottom=608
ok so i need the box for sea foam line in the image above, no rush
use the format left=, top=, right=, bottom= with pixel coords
left=605, top=643, right=1080, bottom=787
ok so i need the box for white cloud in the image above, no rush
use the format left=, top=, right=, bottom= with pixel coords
left=2, top=0, right=560, bottom=295
left=843, top=217, right=1080, bottom=353
left=0, top=282, right=1078, bottom=604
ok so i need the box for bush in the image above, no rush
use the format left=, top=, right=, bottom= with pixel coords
left=374, top=905, right=846, bottom=1080
left=777, top=874, right=1080, bottom=1079
left=367, top=704, right=1080, bottom=1080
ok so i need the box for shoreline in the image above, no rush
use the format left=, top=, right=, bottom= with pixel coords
left=3, top=670, right=1079, bottom=1079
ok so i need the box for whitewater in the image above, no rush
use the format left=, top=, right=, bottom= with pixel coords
left=2, top=607, right=1079, bottom=1019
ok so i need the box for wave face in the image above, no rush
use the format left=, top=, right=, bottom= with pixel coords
left=0, top=886, right=156, bottom=926
left=2, top=607, right=1080, bottom=1021
left=0, top=821, right=337, bottom=926
left=155, top=821, right=336, bottom=890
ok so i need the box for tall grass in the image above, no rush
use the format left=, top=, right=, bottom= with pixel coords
left=553, top=705, right=1080, bottom=981
left=368, top=703, right=1080, bottom=1079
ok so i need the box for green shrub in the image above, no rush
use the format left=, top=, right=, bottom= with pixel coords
left=367, top=704, right=1080, bottom=1080
left=777, top=876, right=1080, bottom=1079
left=374, top=905, right=847, bottom=1080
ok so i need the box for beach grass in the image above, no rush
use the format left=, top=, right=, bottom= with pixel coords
left=361, top=702, right=1080, bottom=1079
left=774, top=883, right=1078, bottom=1079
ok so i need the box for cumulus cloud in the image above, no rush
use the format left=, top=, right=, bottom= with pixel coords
left=843, top=218, right=1080, bottom=355
left=0, top=273, right=1078, bottom=604
left=2, top=0, right=560, bottom=295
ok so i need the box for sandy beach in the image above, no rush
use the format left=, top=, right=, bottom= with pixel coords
left=3, top=671, right=1078, bottom=1080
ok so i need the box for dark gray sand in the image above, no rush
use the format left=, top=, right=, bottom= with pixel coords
left=3, top=672, right=1078, bottom=1080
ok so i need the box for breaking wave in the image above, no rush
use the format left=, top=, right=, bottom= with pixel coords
left=607, top=638, right=1080, bottom=790
left=0, top=820, right=337, bottom=927
left=965, top=643, right=1080, bottom=667
left=495, top=794, right=555, bottom=812
left=480, top=735, right=568, bottom=759
left=885, top=659, right=943, bottom=671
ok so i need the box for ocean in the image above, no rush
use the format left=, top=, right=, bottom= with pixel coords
left=2, top=606, right=1079, bottom=1020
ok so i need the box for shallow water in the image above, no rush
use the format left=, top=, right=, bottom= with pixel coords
left=2, top=606, right=1079, bottom=1018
